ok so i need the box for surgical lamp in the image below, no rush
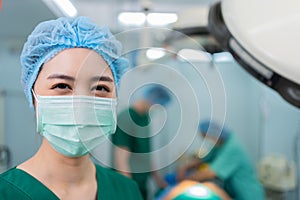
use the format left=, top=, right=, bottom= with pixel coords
left=208, top=0, right=300, bottom=108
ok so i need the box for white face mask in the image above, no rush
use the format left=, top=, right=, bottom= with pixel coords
left=33, top=92, right=117, bottom=157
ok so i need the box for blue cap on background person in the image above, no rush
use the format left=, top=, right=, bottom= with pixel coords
left=20, top=16, right=129, bottom=108
left=143, top=85, right=171, bottom=106
left=199, top=119, right=230, bottom=141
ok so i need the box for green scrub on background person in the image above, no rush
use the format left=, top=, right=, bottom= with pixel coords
left=0, top=165, right=142, bottom=200
left=112, top=84, right=172, bottom=199
left=207, top=134, right=265, bottom=200
left=112, top=107, right=151, bottom=198
left=176, top=120, right=265, bottom=200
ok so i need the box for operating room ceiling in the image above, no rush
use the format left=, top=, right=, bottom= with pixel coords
left=0, top=0, right=218, bottom=40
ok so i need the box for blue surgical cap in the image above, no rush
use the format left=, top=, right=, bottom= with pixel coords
left=143, top=85, right=171, bottom=106
left=199, top=120, right=230, bottom=141
left=20, top=16, right=128, bottom=108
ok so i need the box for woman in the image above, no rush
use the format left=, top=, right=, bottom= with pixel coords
left=0, top=17, right=142, bottom=200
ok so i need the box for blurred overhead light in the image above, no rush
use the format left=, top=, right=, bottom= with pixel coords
left=53, top=0, right=77, bottom=17
left=118, top=12, right=146, bottom=26
left=146, top=48, right=166, bottom=60
left=173, top=7, right=208, bottom=30
left=177, top=49, right=212, bottom=62
left=147, top=13, right=178, bottom=26
left=213, top=52, right=234, bottom=63
left=118, top=12, right=177, bottom=26
left=43, top=0, right=78, bottom=18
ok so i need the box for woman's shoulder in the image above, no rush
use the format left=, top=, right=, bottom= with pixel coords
left=0, top=167, right=20, bottom=182
left=0, top=167, right=32, bottom=199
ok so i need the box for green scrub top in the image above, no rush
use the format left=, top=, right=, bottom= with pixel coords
left=207, top=135, right=265, bottom=200
left=0, top=164, right=143, bottom=200
left=111, top=107, right=151, bottom=196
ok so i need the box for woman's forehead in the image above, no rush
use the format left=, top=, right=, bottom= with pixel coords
left=40, top=48, right=114, bottom=81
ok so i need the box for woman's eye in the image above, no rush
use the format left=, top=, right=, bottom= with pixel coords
left=52, top=83, right=71, bottom=90
left=92, top=85, right=110, bottom=92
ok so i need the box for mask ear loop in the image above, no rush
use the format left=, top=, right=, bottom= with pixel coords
left=31, top=89, right=38, bottom=102
left=31, top=89, right=39, bottom=114
left=31, top=89, right=41, bottom=133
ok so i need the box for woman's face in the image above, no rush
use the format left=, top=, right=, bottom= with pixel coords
left=33, top=48, right=116, bottom=100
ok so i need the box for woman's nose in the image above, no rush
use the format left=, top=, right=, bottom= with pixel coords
left=73, top=86, right=91, bottom=96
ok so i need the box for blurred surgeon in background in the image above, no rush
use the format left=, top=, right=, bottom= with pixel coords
left=176, top=120, right=265, bottom=200
left=112, top=85, right=172, bottom=199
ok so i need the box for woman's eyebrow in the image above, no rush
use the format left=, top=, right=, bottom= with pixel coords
left=47, top=74, right=75, bottom=81
left=90, top=76, right=114, bottom=83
